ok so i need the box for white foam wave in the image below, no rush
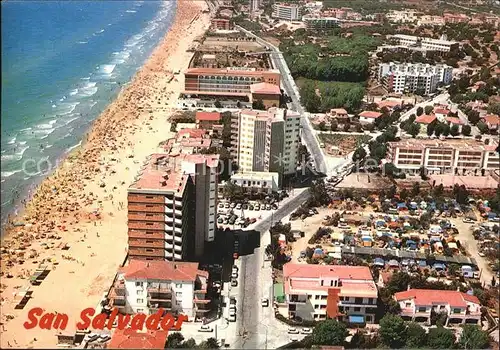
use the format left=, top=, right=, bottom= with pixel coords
left=126, top=10, right=137, bottom=13
left=52, top=104, right=57, bottom=108
left=98, top=64, right=116, bottom=74
left=81, top=76, right=91, bottom=80
left=19, top=141, right=27, bottom=146
left=20, top=127, right=32, bottom=132
left=69, top=88, right=79, bottom=96
left=16, top=146, right=29, bottom=157
left=56, top=102, right=80, bottom=116
left=7, top=137, right=16, bottom=145
left=32, top=128, right=55, bottom=139
left=45, top=144, right=53, bottom=149
left=78, top=41, right=88, bottom=44
left=79, top=82, right=98, bottom=97
left=93, top=29, right=105, bottom=36
left=64, top=116, right=79, bottom=125
left=1, top=154, right=18, bottom=162
left=66, top=141, right=82, bottom=153
left=1, top=170, right=22, bottom=178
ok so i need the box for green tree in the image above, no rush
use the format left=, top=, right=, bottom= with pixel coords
left=405, top=322, right=427, bottom=348
left=252, top=99, right=266, bottom=110
left=467, top=110, right=480, bottom=124
left=343, top=121, right=351, bottom=132
left=427, top=120, right=436, bottom=136
left=487, top=103, right=500, bottom=115
left=462, top=124, right=472, bottom=136
left=214, top=100, right=222, bottom=108
left=442, top=123, right=451, bottom=137
left=459, top=325, right=490, bottom=349
left=223, top=181, right=242, bottom=201
left=379, top=314, right=407, bottom=348
left=181, top=338, right=197, bottom=348
left=384, top=162, right=402, bottom=179
left=424, top=105, right=434, bottom=115
left=352, top=146, right=367, bottom=162
left=200, top=337, right=220, bottom=349
left=167, top=333, right=185, bottom=348
left=477, top=121, right=489, bottom=134
left=450, top=124, right=460, bottom=136
left=416, top=106, right=424, bottom=116
left=312, top=319, right=349, bottom=346
left=408, top=123, right=420, bottom=137
left=318, top=121, right=327, bottom=131
left=427, top=326, right=456, bottom=349
left=331, top=121, right=338, bottom=131
left=386, top=271, right=411, bottom=294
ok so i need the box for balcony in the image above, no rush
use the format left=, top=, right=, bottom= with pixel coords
left=165, top=242, right=173, bottom=250
left=165, top=207, right=174, bottom=214
left=174, top=245, right=182, bottom=253
left=165, top=224, right=175, bottom=232
left=174, top=253, right=182, bottom=260
left=174, top=235, right=182, bottom=244
left=174, top=227, right=182, bottom=235
left=148, top=300, right=172, bottom=311
left=165, top=197, right=174, bottom=205
left=165, top=233, right=174, bottom=241
left=289, top=295, right=307, bottom=304
left=174, top=218, right=182, bottom=226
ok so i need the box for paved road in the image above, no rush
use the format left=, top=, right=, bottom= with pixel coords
left=233, top=188, right=310, bottom=349
left=236, top=25, right=329, bottom=176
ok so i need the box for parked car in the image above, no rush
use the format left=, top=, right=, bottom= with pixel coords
left=261, top=298, right=269, bottom=307
left=236, top=203, right=242, bottom=210
left=218, top=203, right=224, bottom=209
left=254, top=204, right=261, bottom=210
left=199, top=325, right=213, bottom=332
left=231, top=279, right=238, bottom=287
left=224, top=203, right=230, bottom=208
left=266, top=204, right=272, bottom=210
left=232, top=265, right=239, bottom=273
left=242, top=204, right=248, bottom=210
left=231, top=271, right=238, bottom=279
left=217, top=217, right=223, bottom=224
left=230, top=297, right=236, bottom=305
left=271, top=204, right=278, bottom=210
left=249, top=218, right=257, bottom=224
left=288, top=328, right=299, bottom=334
left=248, top=204, right=254, bottom=210
left=228, top=314, right=236, bottom=322
left=301, top=328, right=312, bottom=334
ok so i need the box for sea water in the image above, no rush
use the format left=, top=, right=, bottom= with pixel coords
left=1, top=0, right=177, bottom=231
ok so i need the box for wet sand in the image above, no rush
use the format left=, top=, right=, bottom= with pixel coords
left=0, top=0, right=211, bottom=348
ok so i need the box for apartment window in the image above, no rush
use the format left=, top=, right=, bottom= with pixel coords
left=176, top=292, right=182, bottom=297
left=321, top=296, right=327, bottom=300
left=146, top=231, right=154, bottom=235
left=146, top=223, right=154, bottom=226
left=308, top=295, right=312, bottom=300
left=146, top=213, right=154, bottom=217
left=177, top=301, right=182, bottom=306
left=146, top=204, right=154, bottom=208
left=146, top=248, right=154, bottom=252
left=453, top=308, right=462, bottom=314
left=135, top=282, right=143, bottom=287
left=354, top=307, right=361, bottom=312
left=137, top=290, right=143, bottom=296
left=418, top=307, right=426, bottom=312
left=175, top=283, right=182, bottom=288
left=137, top=298, right=144, bottom=304
left=355, top=297, right=363, bottom=304
left=137, top=308, right=144, bottom=313
left=314, top=305, right=320, bottom=309
left=315, top=295, right=320, bottom=300
left=320, top=305, right=327, bottom=310
left=146, top=240, right=153, bottom=244
left=146, top=196, right=154, bottom=199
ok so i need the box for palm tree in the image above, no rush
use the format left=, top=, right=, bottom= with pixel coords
left=201, top=337, right=219, bottom=349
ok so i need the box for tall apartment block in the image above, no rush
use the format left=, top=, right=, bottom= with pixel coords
left=378, top=63, right=453, bottom=95
left=231, top=108, right=301, bottom=178
left=127, top=153, right=219, bottom=261
left=109, top=260, right=210, bottom=320
left=272, top=3, right=302, bottom=21
left=387, top=139, right=499, bottom=175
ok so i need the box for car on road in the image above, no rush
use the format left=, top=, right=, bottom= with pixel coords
left=230, top=297, right=236, bottom=305
left=199, top=325, right=213, bottom=332
left=217, top=217, right=223, bottom=224
left=232, top=265, right=238, bottom=272
left=229, top=308, right=236, bottom=316
left=301, top=328, right=312, bottom=334
left=224, top=203, right=230, bottom=208
left=228, top=314, right=236, bottom=322
left=230, top=202, right=236, bottom=209
left=231, top=279, right=238, bottom=287
left=242, top=204, right=248, bottom=210
left=249, top=204, right=254, bottom=210
left=254, top=204, right=260, bottom=210
left=218, top=203, right=224, bottom=209
left=236, top=203, right=242, bottom=210
left=478, top=252, right=486, bottom=257
left=288, top=328, right=299, bottom=334
left=271, top=204, right=278, bottom=210
left=265, top=204, right=272, bottom=210
left=231, top=271, right=238, bottom=279
left=249, top=218, right=257, bottom=224
left=261, top=298, right=269, bottom=307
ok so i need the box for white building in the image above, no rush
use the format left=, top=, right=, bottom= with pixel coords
left=234, top=108, right=301, bottom=179
left=390, top=34, right=459, bottom=53
left=230, top=171, right=280, bottom=193
left=109, top=260, right=209, bottom=321
left=386, top=10, right=421, bottom=23
left=395, top=289, right=481, bottom=326
left=272, top=3, right=302, bottom=21
left=379, top=62, right=453, bottom=95
left=282, top=264, right=378, bottom=324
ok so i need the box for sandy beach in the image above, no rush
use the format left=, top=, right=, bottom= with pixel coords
left=0, top=0, right=211, bottom=347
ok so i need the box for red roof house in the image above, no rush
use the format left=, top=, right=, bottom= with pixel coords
left=108, top=329, right=169, bottom=349
left=415, top=114, right=437, bottom=124
left=195, top=111, right=221, bottom=122
left=481, top=114, right=500, bottom=130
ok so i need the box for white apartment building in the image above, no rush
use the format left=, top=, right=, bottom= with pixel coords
left=386, top=139, right=499, bottom=175
left=234, top=108, right=301, bottom=178
left=379, top=62, right=453, bottom=95
left=386, top=10, right=421, bottom=23
left=390, top=34, right=459, bottom=53
left=395, top=289, right=481, bottom=326
left=230, top=171, right=280, bottom=193
left=282, top=264, right=378, bottom=324
left=250, top=0, right=261, bottom=14
left=109, top=260, right=209, bottom=321
left=272, top=3, right=302, bottom=21
left=302, top=15, right=341, bottom=29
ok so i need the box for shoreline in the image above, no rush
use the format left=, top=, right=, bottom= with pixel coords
left=0, top=0, right=212, bottom=347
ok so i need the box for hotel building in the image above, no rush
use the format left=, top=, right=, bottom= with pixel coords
left=387, top=139, right=499, bottom=175
left=390, top=34, right=459, bottom=53
left=232, top=108, right=301, bottom=177
left=272, top=3, right=302, bottom=21
left=108, top=260, right=210, bottom=321
left=395, top=289, right=481, bottom=326
left=211, top=18, right=233, bottom=31
left=282, top=264, right=378, bottom=324
left=379, top=63, right=453, bottom=95
left=182, top=68, right=281, bottom=108
left=302, top=15, right=341, bottom=29
left=127, top=153, right=219, bottom=261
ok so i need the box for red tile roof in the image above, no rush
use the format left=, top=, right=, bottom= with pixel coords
left=415, top=114, right=436, bottom=124
left=394, top=289, right=480, bottom=308
left=377, top=100, right=401, bottom=109
left=250, top=82, right=281, bottom=95
left=434, top=108, right=450, bottom=115
left=177, top=128, right=209, bottom=138
left=196, top=111, right=221, bottom=122
left=359, top=111, right=382, bottom=119
left=331, top=108, right=348, bottom=115
left=482, top=114, right=500, bottom=126
left=446, top=116, right=463, bottom=125
left=122, top=259, right=208, bottom=281
left=108, top=329, right=168, bottom=349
